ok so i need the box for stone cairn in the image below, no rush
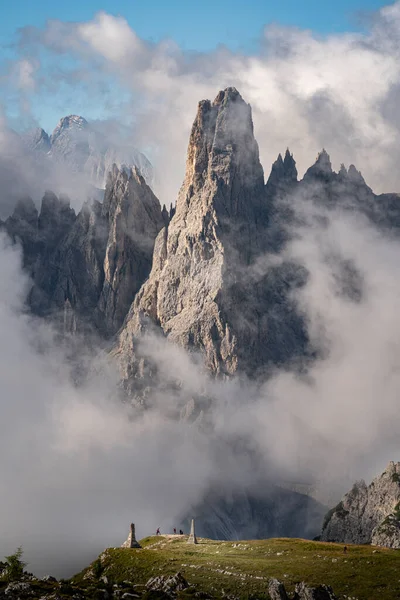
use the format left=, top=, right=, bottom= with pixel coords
left=121, top=523, right=142, bottom=549
left=187, top=518, right=198, bottom=544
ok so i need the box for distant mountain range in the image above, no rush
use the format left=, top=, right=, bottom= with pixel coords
left=21, top=114, right=153, bottom=188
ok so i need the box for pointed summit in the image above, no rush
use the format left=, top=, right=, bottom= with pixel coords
left=38, top=191, right=76, bottom=247
left=347, top=164, right=366, bottom=186
left=180, top=87, right=265, bottom=227
left=283, top=148, right=297, bottom=181
left=266, top=149, right=297, bottom=196
left=338, top=163, right=348, bottom=179
left=116, top=88, right=307, bottom=380
left=304, top=149, right=333, bottom=182
left=50, top=115, right=89, bottom=142
left=11, top=197, right=38, bottom=227
left=98, top=164, right=165, bottom=335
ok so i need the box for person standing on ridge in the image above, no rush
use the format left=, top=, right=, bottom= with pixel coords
left=156, top=527, right=160, bottom=535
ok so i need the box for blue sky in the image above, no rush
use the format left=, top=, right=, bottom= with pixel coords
left=0, top=0, right=391, bottom=53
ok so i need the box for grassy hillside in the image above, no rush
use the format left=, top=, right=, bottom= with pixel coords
left=72, top=535, right=400, bottom=599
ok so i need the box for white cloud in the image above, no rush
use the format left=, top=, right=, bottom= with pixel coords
left=15, top=59, right=37, bottom=92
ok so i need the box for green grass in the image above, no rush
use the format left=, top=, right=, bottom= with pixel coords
left=72, top=535, right=400, bottom=600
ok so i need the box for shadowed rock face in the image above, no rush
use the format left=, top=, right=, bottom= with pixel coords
left=183, top=485, right=327, bottom=542
left=3, top=166, right=165, bottom=336
left=321, top=461, right=400, bottom=547
left=116, top=87, right=309, bottom=383
left=97, top=166, right=165, bottom=335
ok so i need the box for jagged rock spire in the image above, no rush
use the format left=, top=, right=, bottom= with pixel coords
left=303, top=148, right=333, bottom=182
left=266, top=148, right=297, bottom=196
left=321, top=461, right=400, bottom=547
left=116, top=87, right=272, bottom=378
left=10, top=196, right=38, bottom=227
left=347, top=164, right=366, bottom=186
left=283, top=148, right=297, bottom=181
left=38, top=191, right=76, bottom=247
left=98, top=164, right=165, bottom=335
left=177, top=87, right=266, bottom=228
left=187, top=519, right=198, bottom=544
left=161, top=204, right=169, bottom=227
left=116, top=88, right=309, bottom=380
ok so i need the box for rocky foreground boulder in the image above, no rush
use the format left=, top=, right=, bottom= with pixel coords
left=321, top=461, right=400, bottom=547
left=268, top=579, right=337, bottom=600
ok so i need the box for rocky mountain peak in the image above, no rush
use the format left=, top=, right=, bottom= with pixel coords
left=10, top=196, right=38, bottom=226
left=38, top=191, right=76, bottom=249
left=283, top=148, right=298, bottom=181
left=266, top=148, right=298, bottom=196
left=98, top=163, right=165, bottom=334
left=116, top=88, right=308, bottom=382
left=179, top=86, right=265, bottom=225
left=304, top=149, right=333, bottom=182
left=321, top=461, right=400, bottom=547
left=50, top=115, right=88, bottom=142
left=347, top=164, right=366, bottom=185
left=23, top=128, right=51, bottom=153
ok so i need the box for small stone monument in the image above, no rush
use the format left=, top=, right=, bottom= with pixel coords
left=187, top=518, right=198, bottom=544
left=121, top=523, right=142, bottom=548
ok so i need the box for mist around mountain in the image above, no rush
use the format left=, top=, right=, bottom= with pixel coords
left=23, top=114, right=153, bottom=188
left=0, top=114, right=153, bottom=219
left=2, top=86, right=400, bottom=577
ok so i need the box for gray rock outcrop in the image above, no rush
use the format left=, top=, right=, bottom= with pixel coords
left=321, top=461, right=400, bottom=547
left=146, top=572, right=189, bottom=596
left=293, top=582, right=337, bottom=600
left=98, top=166, right=165, bottom=335
left=267, top=580, right=337, bottom=600
left=268, top=578, right=289, bottom=600
left=4, top=165, right=164, bottom=337
left=116, top=87, right=309, bottom=385
left=371, top=514, right=400, bottom=548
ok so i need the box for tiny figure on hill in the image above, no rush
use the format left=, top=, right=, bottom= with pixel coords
left=179, top=529, right=184, bottom=535
left=156, top=527, right=160, bottom=535
left=173, top=528, right=177, bottom=534
left=343, top=546, right=347, bottom=554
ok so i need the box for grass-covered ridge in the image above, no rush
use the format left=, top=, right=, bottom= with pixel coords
left=72, top=535, right=400, bottom=600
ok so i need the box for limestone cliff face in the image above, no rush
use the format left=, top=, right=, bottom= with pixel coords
left=4, top=197, right=40, bottom=271
left=31, top=199, right=108, bottom=329
left=5, top=166, right=164, bottom=336
left=321, top=462, right=400, bottom=547
left=98, top=166, right=165, bottom=335
left=116, top=88, right=308, bottom=381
